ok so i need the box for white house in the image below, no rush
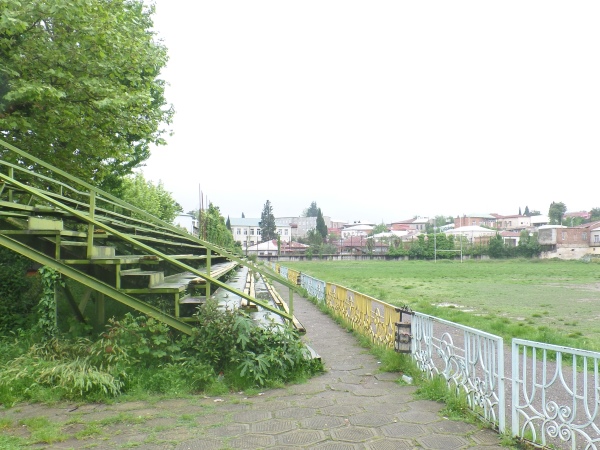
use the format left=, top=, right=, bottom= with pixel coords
left=246, top=240, right=279, bottom=256
left=341, top=224, right=374, bottom=238
left=445, top=225, right=497, bottom=243
left=230, top=218, right=292, bottom=250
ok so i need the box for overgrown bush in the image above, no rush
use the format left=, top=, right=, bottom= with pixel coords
left=183, top=299, right=323, bottom=388
left=0, top=304, right=323, bottom=405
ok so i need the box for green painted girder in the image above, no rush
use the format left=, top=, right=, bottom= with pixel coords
left=0, top=140, right=297, bottom=292
left=0, top=174, right=293, bottom=322
left=0, top=234, right=194, bottom=335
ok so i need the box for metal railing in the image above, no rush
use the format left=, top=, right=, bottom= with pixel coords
left=512, top=339, right=600, bottom=449
left=412, top=312, right=505, bottom=433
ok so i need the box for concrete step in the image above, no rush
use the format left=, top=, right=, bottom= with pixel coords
left=60, top=241, right=116, bottom=258
left=120, top=268, right=165, bottom=289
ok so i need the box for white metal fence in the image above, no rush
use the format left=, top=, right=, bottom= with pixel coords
left=512, top=339, right=600, bottom=450
left=412, top=312, right=506, bottom=433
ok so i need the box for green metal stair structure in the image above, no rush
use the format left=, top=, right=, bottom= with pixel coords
left=0, top=139, right=299, bottom=335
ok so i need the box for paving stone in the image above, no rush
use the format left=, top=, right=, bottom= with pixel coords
left=300, top=415, right=347, bottom=429
left=204, top=423, right=249, bottom=438
left=471, top=428, right=505, bottom=445
left=227, top=433, right=276, bottom=448
left=285, top=382, right=330, bottom=395
left=365, top=438, right=414, bottom=449
left=251, top=419, right=297, bottom=434
left=429, top=418, right=479, bottom=434
left=276, top=429, right=326, bottom=446
left=249, top=400, right=290, bottom=411
left=330, top=426, right=379, bottom=442
left=312, top=442, right=362, bottom=450
left=381, top=422, right=428, bottom=438
left=174, top=438, right=224, bottom=450
left=195, top=413, right=230, bottom=426
left=417, top=434, right=470, bottom=449
left=396, top=410, right=442, bottom=424
left=361, top=402, right=409, bottom=415
left=321, top=405, right=364, bottom=416
left=274, top=406, right=316, bottom=419
left=157, top=428, right=197, bottom=442
left=348, top=413, right=396, bottom=427
left=329, top=382, right=363, bottom=392
left=231, top=409, right=272, bottom=423
left=298, top=396, right=336, bottom=409
left=351, top=388, right=390, bottom=397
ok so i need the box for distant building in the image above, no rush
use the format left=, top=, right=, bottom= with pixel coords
left=454, top=214, right=496, bottom=229
left=276, top=216, right=333, bottom=239
left=445, top=225, right=497, bottom=244
left=229, top=218, right=292, bottom=250
left=341, top=224, right=374, bottom=238
left=391, top=217, right=429, bottom=231
left=174, top=214, right=198, bottom=235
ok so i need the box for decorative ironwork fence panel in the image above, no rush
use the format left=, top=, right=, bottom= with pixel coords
left=325, top=283, right=397, bottom=348
left=279, top=266, right=288, bottom=279
left=300, top=274, right=326, bottom=302
left=512, top=339, right=600, bottom=449
left=412, top=312, right=505, bottom=433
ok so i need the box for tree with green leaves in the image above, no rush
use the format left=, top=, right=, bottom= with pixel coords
left=548, top=201, right=567, bottom=225
left=260, top=200, right=276, bottom=242
left=372, top=223, right=388, bottom=234
left=199, top=203, right=236, bottom=248
left=316, top=208, right=328, bottom=239
left=516, top=230, right=541, bottom=258
left=120, top=173, right=182, bottom=223
left=0, top=0, right=172, bottom=189
left=303, top=201, right=319, bottom=217
left=524, top=206, right=530, bottom=216
left=518, top=207, right=522, bottom=215
left=488, top=233, right=506, bottom=258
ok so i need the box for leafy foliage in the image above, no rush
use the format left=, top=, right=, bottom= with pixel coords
left=0, top=0, right=173, bottom=187
left=118, top=172, right=182, bottom=222
left=183, top=299, right=323, bottom=388
left=548, top=201, right=567, bottom=225
left=196, top=203, right=237, bottom=249
left=0, top=248, right=41, bottom=332
left=303, top=201, right=319, bottom=217
left=487, top=233, right=506, bottom=258
left=0, top=304, right=323, bottom=404
left=35, top=266, right=62, bottom=339
left=316, top=208, right=328, bottom=239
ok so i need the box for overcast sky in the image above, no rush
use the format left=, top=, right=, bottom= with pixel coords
left=140, top=1, right=599, bottom=223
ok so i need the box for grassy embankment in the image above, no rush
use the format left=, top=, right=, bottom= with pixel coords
left=283, top=258, right=600, bottom=352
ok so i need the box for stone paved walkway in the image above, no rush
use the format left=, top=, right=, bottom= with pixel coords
left=0, top=285, right=514, bottom=449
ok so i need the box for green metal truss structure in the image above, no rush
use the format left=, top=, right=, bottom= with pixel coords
left=0, top=139, right=297, bottom=335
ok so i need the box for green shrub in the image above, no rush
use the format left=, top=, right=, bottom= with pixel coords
left=0, top=248, right=42, bottom=333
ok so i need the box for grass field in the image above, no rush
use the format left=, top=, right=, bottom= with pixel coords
left=282, top=258, right=600, bottom=352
